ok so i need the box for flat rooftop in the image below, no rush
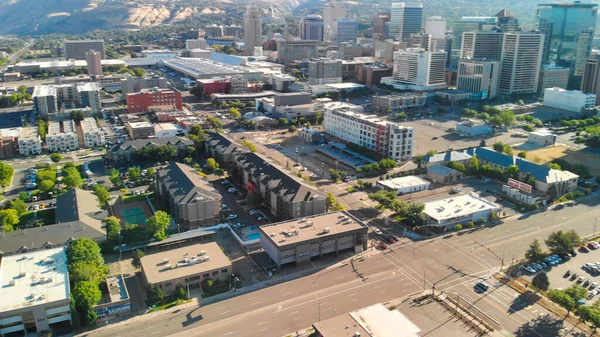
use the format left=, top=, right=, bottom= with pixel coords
left=378, top=176, right=430, bottom=190
left=80, top=117, right=99, bottom=131
left=424, top=194, right=500, bottom=221
left=163, top=57, right=263, bottom=78
left=127, top=121, right=154, bottom=128
left=20, top=126, right=39, bottom=138
left=33, top=85, right=56, bottom=97
left=155, top=123, right=178, bottom=131
left=140, top=242, right=231, bottom=284
left=0, top=247, right=70, bottom=312
left=259, top=211, right=367, bottom=248
left=314, top=303, right=420, bottom=337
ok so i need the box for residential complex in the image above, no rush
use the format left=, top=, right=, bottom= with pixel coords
left=156, top=162, right=221, bottom=230
left=107, top=137, right=193, bottom=166
left=140, top=242, right=231, bottom=296
left=543, top=87, right=596, bottom=112
left=324, top=102, right=414, bottom=161
left=18, top=127, right=42, bottom=156
left=0, top=248, right=71, bottom=336
left=64, top=40, right=105, bottom=60
left=32, top=86, right=58, bottom=115
left=308, top=58, right=343, bottom=85
left=81, top=117, right=105, bottom=148
left=126, top=88, right=183, bottom=113
left=46, top=120, right=79, bottom=152
left=258, top=211, right=368, bottom=268
left=33, top=82, right=101, bottom=114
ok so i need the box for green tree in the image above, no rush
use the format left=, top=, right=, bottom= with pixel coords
left=93, top=184, right=111, bottom=208
left=549, top=163, right=562, bottom=170
left=479, top=139, right=487, bottom=147
left=315, top=111, right=323, bottom=124
left=64, top=172, right=83, bottom=188
left=67, top=238, right=105, bottom=267
left=279, top=118, right=289, bottom=127
left=0, top=209, right=19, bottom=231
left=493, top=142, right=505, bottom=152
left=176, top=285, right=187, bottom=300
left=503, top=144, right=513, bottom=156
left=147, top=168, right=155, bottom=177
left=206, top=158, right=219, bottom=170
left=38, top=179, right=54, bottom=193
left=69, top=261, right=109, bottom=284
left=72, top=281, right=102, bottom=324
left=469, top=156, right=480, bottom=174
left=207, top=116, right=223, bottom=129
left=412, top=155, right=425, bottom=169
left=545, top=231, right=575, bottom=256
left=565, top=284, right=588, bottom=303
left=133, top=68, right=146, bottom=77
left=228, top=107, right=241, bottom=119
left=578, top=306, right=600, bottom=331
left=128, top=167, right=141, bottom=182
left=525, top=239, right=545, bottom=262
left=146, top=283, right=164, bottom=306
left=50, top=153, right=62, bottom=163
left=147, top=211, right=171, bottom=240
left=104, top=216, right=122, bottom=242
left=109, top=168, right=121, bottom=186
left=565, top=229, right=582, bottom=248
left=122, top=224, right=149, bottom=244
left=329, top=169, right=341, bottom=182
left=9, top=198, right=27, bottom=217
left=455, top=224, right=463, bottom=230
left=289, top=125, right=297, bottom=133
left=38, top=120, right=47, bottom=141
left=507, top=165, right=519, bottom=179
left=518, top=151, right=527, bottom=158
left=241, top=140, right=257, bottom=152
left=18, top=191, right=28, bottom=201
left=531, top=272, right=550, bottom=291
left=132, top=249, right=145, bottom=268
left=548, top=289, right=575, bottom=313
left=70, top=110, right=85, bottom=124
left=325, top=192, right=345, bottom=212
left=461, top=109, right=477, bottom=117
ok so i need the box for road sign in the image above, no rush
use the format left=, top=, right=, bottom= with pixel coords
left=507, top=178, right=532, bottom=194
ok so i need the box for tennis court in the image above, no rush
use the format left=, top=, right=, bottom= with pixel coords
left=120, top=207, right=148, bottom=225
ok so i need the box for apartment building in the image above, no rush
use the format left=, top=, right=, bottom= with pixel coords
left=77, top=82, right=101, bottom=112
left=372, top=94, right=427, bottom=112
left=456, top=59, right=500, bottom=100
left=126, top=88, right=183, bottom=113
left=324, top=102, right=414, bottom=161
left=107, top=137, right=193, bottom=166
left=0, top=128, right=20, bottom=158
left=269, top=72, right=296, bottom=92
left=126, top=122, right=156, bottom=140
left=18, top=127, right=42, bottom=156
left=46, top=120, right=79, bottom=152
left=185, top=39, right=207, bottom=50
left=308, top=58, right=342, bottom=85
left=121, top=75, right=168, bottom=94
left=80, top=117, right=105, bottom=148
left=32, top=86, right=58, bottom=115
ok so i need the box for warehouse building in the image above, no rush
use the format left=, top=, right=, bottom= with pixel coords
left=376, top=176, right=430, bottom=195
left=424, top=194, right=501, bottom=227
left=259, top=211, right=368, bottom=268
left=140, top=242, right=231, bottom=296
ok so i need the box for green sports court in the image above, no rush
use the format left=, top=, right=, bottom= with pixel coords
left=120, top=207, right=148, bottom=225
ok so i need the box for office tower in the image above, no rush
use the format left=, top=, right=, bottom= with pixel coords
left=64, top=40, right=105, bottom=60
left=185, top=39, right=207, bottom=50
left=244, top=4, right=263, bottom=56
left=575, top=29, right=594, bottom=76
left=323, top=2, right=346, bottom=42
left=204, top=25, right=223, bottom=37
left=499, top=33, right=544, bottom=95
left=457, top=59, right=499, bottom=99
left=373, top=12, right=391, bottom=35
left=409, top=33, right=432, bottom=51
left=539, top=65, right=570, bottom=94
left=301, top=15, right=324, bottom=41
left=537, top=2, right=598, bottom=65
left=393, top=48, right=447, bottom=88
left=581, top=53, right=600, bottom=105
left=277, top=40, right=319, bottom=64
left=224, top=25, right=243, bottom=37
left=336, top=18, right=358, bottom=43
left=450, top=17, right=497, bottom=66
left=426, top=16, right=446, bottom=40
left=390, top=2, right=423, bottom=43
left=495, top=8, right=519, bottom=32
left=460, top=31, right=504, bottom=61
left=85, top=50, right=102, bottom=76
left=308, top=58, right=342, bottom=85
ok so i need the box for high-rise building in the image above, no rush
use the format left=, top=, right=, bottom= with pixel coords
left=495, top=8, right=519, bottom=32
left=460, top=31, right=504, bottom=61
left=457, top=59, right=499, bottom=99
left=499, top=33, right=544, bottom=95
left=32, top=86, right=58, bottom=115
left=336, top=18, right=358, bottom=43
left=204, top=25, right=223, bottom=37
left=244, top=4, right=263, bottom=55
left=581, top=53, right=600, bottom=105
left=185, top=39, right=207, bottom=50
left=409, top=33, right=433, bottom=51
left=64, top=40, right=105, bottom=60
left=301, top=15, right=324, bottom=41
left=393, top=48, right=447, bottom=88
left=277, top=40, right=319, bottom=64
left=450, top=17, right=497, bottom=66
left=575, top=29, right=594, bottom=77
left=537, top=2, right=598, bottom=65
left=373, top=12, right=391, bottom=35
left=323, top=2, right=346, bottom=42
left=308, top=58, right=342, bottom=85
left=224, top=25, right=243, bottom=37
left=425, top=16, right=446, bottom=40
left=390, top=2, right=423, bottom=43
left=77, top=83, right=102, bottom=113
left=85, top=50, right=102, bottom=76
left=539, top=65, right=570, bottom=94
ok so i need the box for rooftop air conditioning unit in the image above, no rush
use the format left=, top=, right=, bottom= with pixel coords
left=199, top=250, right=206, bottom=256
left=204, top=256, right=210, bottom=261
left=306, top=221, right=313, bottom=227
left=165, top=264, right=172, bottom=269
left=323, top=227, right=331, bottom=234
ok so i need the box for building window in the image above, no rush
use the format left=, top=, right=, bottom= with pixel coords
left=165, top=282, right=172, bottom=287
left=212, top=271, right=219, bottom=276
left=221, top=269, right=228, bottom=273
left=203, top=273, right=209, bottom=278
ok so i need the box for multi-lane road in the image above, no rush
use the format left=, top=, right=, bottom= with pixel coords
left=81, top=195, right=600, bottom=337
left=0, top=39, right=34, bottom=72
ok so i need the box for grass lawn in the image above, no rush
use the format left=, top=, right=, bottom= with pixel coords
left=147, top=299, right=191, bottom=313
left=19, top=208, right=56, bottom=228
left=122, top=193, right=151, bottom=204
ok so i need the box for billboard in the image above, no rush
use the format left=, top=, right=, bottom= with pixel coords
left=508, top=178, right=533, bottom=194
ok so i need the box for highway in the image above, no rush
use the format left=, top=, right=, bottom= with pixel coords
left=0, top=39, right=34, bottom=72
left=80, top=195, right=600, bottom=337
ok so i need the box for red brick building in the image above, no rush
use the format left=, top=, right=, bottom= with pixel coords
left=126, top=88, right=182, bottom=113
left=196, top=78, right=231, bottom=95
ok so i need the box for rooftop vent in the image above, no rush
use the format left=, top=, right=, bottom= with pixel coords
left=306, top=221, right=313, bottom=227
left=204, top=256, right=210, bottom=261
left=199, top=250, right=206, bottom=256
left=165, top=264, right=172, bottom=269
left=323, top=227, right=331, bottom=234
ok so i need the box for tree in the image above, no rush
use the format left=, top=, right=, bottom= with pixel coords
left=279, top=118, right=289, bottom=127
left=412, top=155, right=425, bottom=169
left=241, top=140, right=257, bottom=152
left=565, top=229, right=582, bottom=248
left=507, top=165, right=519, bottom=179
left=104, top=216, right=121, bottom=242
left=378, top=158, right=397, bottom=169
left=38, top=179, right=55, bottom=193
left=122, top=224, right=149, bottom=244
left=228, top=107, right=241, bottom=119
left=147, top=211, right=171, bottom=240
left=325, top=192, right=345, bottom=212
left=70, top=110, right=85, bottom=124
left=455, top=224, right=463, bottom=230
left=132, top=249, right=145, bottom=268
left=525, top=239, right=545, bottom=262
left=128, top=167, right=141, bottom=182
left=176, top=285, right=187, bottom=300
left=133, top=68, right=146, bottom=77
left=0, top=209, right=19, bottom=231
left=207, top=116, right=223, bottom=129
left=461, top=109, right=478, bottom=117
left=93, top=184, right=111, bottom=208
left=50, top=153, right=62, bottom=163
left=499, top=110, right=516, bottom=129
left=147, top=167, right=155, bottom=177
left=565, top=284, right=588, bottom=303
left=9, top=198, right=27, bottom=217
left=493, top=142, right=505, bottom=152
left=548, top=289, right=575, bottom=313
left=64, top=172, right=83, bottom=189
left=38, top=120, right=47, bottom=141
left=545, top=231, right=575, bottom=256
left=329, top=169, right=341, bottom=182
left=72, top=281, right=102, bottom=324
left=479, top=139, right=487, bottom=147
left=532, top=272, right=550, bottom=291
left=67, top=238, right=105, bottom=267
left=578, top=306, right=600, bottom=330
left=146, top=283, right=164, bottom=306
left=549, top=163, right=561, bottom=170
left=315, top=111, right=323, bottom=124
left=289, top=125, right=297, bottom=133
left=109, top=168, right=121, bottom=186
left=469, top=156, right=480, bottom=174
left=206, top=158, right=219, bottom=171
left=503, top=144, right=513, bottom=156
left=69, top=261, right=109, bottom=284
left=518, top=151, right=527, bottom=158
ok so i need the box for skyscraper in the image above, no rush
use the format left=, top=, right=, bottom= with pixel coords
left=301, top=15, right=324, bottom=41
left=499, top=33, right=544, bottom=95
left=495, top=8, right=519, bottom=32
left=575, top=29, right=594, bottom=76
left=244, top=4, right=263, bottom=56
left=425, top=16, right=446, bottom=40
left=373, top=12, right=391, bottom=35
left=64, top=40, right=105, bottom=60
left=450, top=16, right=497, bottom=66
left=457, top=59, right=499, bottom=99
left=336, top=18, right=359, bottom=43
left=323, top=2, right=346, bottom=42
left=85, top=50, right=102, bottom=76
left=460, top=31, right=504, bottom=61
left=537, top=2, right=598, bottom=65
left=390, top=2, right=423, bottom=43
left=581, top=53, right=600, bottom=105
left=393, top=48, right=447, bottom=88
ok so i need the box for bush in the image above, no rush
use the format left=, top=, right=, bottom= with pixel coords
left=467, top=222, right=475, bottom=228
left=347, top=187, right=355, bottom=193
left=176, top=285, right=187, bottom=300
left=455, top=224, right=463, bottom=231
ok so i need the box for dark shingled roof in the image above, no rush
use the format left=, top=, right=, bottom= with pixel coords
left=205, top=132, right=245, bottom=156
left=109, top=137, right=193, bottom=152
left=156, top=162, right=221, bottom=205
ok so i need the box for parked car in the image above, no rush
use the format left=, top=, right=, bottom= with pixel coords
left=228, top=214, right=238, bottom=220
left=228, top=187, right=238, bottom=193
left=373, top=228, right=383, bottom=235
left=249, top=210, right=261, bottom=215
left=580, top=246, right=591, bottom=253
left=565, top=270, right=573, bottom=277
left=577, top=277, right=586, bottom=284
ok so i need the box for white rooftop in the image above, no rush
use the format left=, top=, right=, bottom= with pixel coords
left=128, top=121, right=154, bottom=128
left=0, top=127, right=22, bottom=138
left=80, top=117, right=99, bottom=132
left=350, top=304, right=420, bottom=337
left=529, top=129, right=555, bottom=136
left=20, top=127, right=39, bottom=139
left=33, top=85, right=56, bottom=98
left=154, top=123, right=178, bottom=131
left=0, top=247, right=70, bottom=312
left=378, top=176, right=430, bottom=190
left=424, top=194, right=501, bottom=222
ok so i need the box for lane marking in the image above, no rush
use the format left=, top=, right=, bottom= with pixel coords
left=256, top=321, right=267, bottom=326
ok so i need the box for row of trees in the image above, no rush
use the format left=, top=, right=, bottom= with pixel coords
left=325, top=192, right=345, bottom=212
left=134, top=144, right=194, bottom=163
left=0, top=161, right=14, bottom=187
left=358, top=158, right=397, bottom=173
left=461, top=108, right=516, bottom=129
left=368, top=190, right=426, bottom=227
left=525, top=230, right=581, bottom=263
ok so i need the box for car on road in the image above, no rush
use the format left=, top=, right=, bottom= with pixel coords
left=431, top=136, right=438, bottom=140
left=33, top=204, right=39, bottom=210
left=221, top=180, right=229, bottom=185
left=384, top=236, right=396, bottom=244
left=373, top=228, right=383, bottom=235
left=474, top=282, right=490, bottom=293
left=256, top=216, right=266, bottom=221
left=228, top=187, right=239, bottom=193
left=589, top=242, right=599, bottom=250
left=221, top=204, right=228, bottom=209
left=228, top=214, right=238, bottom=220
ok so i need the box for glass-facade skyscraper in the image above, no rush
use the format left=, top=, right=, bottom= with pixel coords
left=390, top=2, right=423, bottom=43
